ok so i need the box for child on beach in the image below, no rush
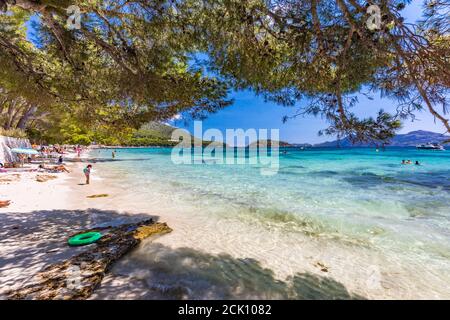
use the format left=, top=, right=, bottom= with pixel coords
left=83, top=165, right=92, bottom=185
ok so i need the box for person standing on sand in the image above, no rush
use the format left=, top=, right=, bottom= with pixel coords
left=83, top=165, right=92, bottom=185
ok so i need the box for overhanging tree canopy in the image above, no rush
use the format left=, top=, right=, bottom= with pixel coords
left=0, top=0, right=449, bottom=145
left=183, top=0, right=449, bottom=142
left=0, top=0, right=232, bottom=136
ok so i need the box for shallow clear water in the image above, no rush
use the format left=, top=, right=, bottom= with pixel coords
left=89, top=147, right=450, bottom=299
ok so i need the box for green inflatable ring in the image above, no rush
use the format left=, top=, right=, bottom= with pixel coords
left=68, top=232, right=102, bottom=246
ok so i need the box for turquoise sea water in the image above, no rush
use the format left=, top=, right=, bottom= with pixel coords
left=90, top=147, right=450, bottom=299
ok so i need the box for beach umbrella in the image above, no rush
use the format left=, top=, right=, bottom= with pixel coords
left=10, top=148, right=39, bottom=155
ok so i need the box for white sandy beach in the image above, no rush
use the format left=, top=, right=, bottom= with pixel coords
left=0, top=158, right=157, bottom=298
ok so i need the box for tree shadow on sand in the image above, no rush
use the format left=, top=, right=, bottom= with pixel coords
left=92, top=243, right=366, bottom=300
left=0, top=209, right=158, bottom=297
left=0, top=209, right=365, bottom=300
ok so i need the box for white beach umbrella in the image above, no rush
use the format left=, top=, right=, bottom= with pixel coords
left=10, top=148, right=39, bottom=155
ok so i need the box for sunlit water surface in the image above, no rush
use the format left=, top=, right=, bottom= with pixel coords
left=88, top=147, right=450, bottom=299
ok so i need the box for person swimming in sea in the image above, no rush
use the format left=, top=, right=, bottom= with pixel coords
left=415, top=161, right=421, bottom=165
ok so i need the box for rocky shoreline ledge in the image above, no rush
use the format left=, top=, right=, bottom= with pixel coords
left=7, top=219, right=172, bottom=300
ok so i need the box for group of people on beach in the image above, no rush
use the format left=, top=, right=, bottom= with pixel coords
left=39, top=146, right=92, bottom=184
left=38, top=144, right=85, bottom=157
left=41, top=148, right=92, bottom=185
left=38, top=145, right=68, bottom=155
left=402, top=160, right=421, bottom=165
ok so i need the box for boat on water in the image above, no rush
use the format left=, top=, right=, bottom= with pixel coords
left=416, top=142, right=445, bottom=150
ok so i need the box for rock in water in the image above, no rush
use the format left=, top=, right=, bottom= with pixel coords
left=8, top=219, right=172, bottom=300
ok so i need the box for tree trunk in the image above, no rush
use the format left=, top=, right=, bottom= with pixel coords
left=16, top=105, right=37, bottom=129
left=5, top=100, right=17, bottom=130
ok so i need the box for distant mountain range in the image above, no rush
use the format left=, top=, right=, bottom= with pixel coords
left=313, top=130, right=450, bottom=147
left=135, top=122, right=225, bottom=146
left=138, top=124, right=449, bottom=149
left=248, top=139, right=292, bottom=148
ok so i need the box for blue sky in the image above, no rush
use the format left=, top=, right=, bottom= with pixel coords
left=174, top=0, right=447, bottom=144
